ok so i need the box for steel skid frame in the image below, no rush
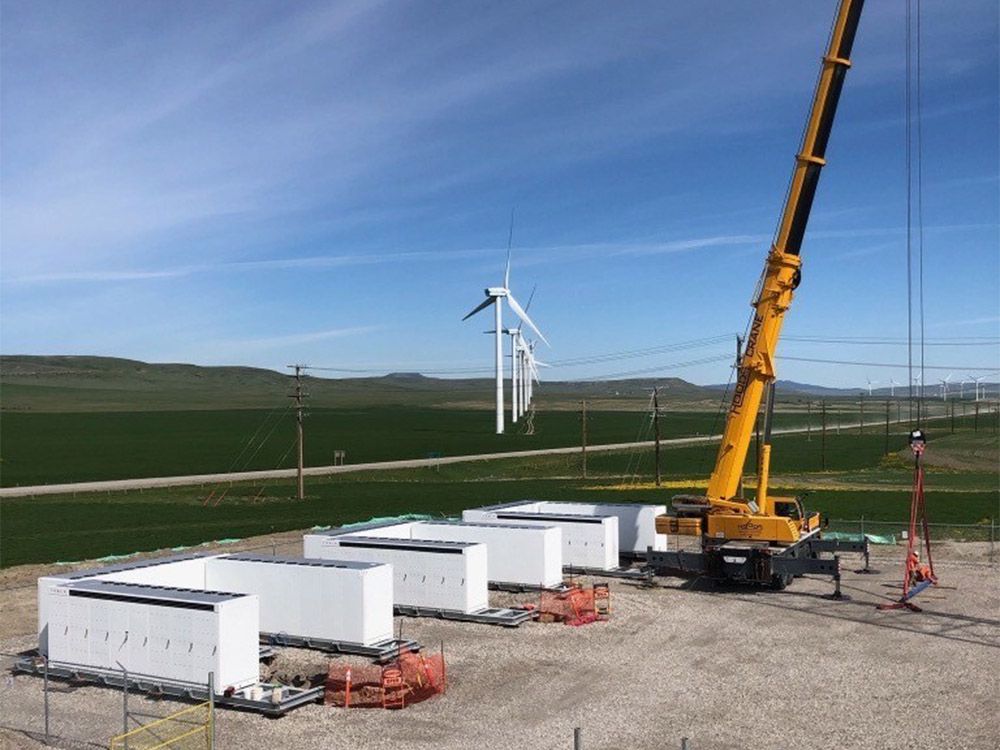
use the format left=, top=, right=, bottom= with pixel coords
left=646, top=530, right=869, bottom=592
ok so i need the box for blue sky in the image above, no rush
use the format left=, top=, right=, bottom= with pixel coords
left=2, top=0, right=997, bottom=387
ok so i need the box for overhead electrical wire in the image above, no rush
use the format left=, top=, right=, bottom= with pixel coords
left=784, top=336, right=999, bottom=347
left=778, top=355, right=999, bottom=372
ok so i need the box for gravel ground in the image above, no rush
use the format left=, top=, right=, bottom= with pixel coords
left=1, top=542, right=997, bottom=750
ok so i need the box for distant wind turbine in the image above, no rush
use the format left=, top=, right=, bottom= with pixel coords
left=939, top=373, right=953, bottom=401
left=865, top=377, right=878, bottom=397
left=889, top=378, right=901, bottom=397
left=463, top=224, right=547, bottom=434
left=973, top=375, right=987, bottom=402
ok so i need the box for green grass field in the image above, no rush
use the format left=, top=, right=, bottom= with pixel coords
left=1, top=356, right=995, bottom=567
left=2, top=427, right=995, bottom=567
left=0, top=406, right=823, bottom=486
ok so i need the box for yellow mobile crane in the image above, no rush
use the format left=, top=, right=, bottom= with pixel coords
left=649, top=0, right=869, bottom=588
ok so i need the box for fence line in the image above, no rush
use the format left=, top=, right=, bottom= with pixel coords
left=827, top=517, right=996, bottom=565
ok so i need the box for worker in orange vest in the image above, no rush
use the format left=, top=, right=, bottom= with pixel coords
left=908, top=550, right=932, bottom=584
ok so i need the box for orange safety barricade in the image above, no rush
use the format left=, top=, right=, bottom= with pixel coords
left=593, top=583, right=611, bottom=616
left=538, top=584, right=609, bottom=626
left=324, top=645, right=447, bottom=709
left=381, top=668, right=406, bottom=709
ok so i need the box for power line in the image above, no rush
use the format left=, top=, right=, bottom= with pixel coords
left=784, top=336, right=999, bottom=347
left=778, top=355, right=999, bottom=373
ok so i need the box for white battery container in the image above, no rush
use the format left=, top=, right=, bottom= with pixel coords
left=41, top=579, right=259, bottom=694
left=204, top=553, right=393, bottom=646
left=303, top=533, right=488, bottom=613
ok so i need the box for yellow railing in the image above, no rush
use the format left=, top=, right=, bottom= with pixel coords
left=109, top=701, right=211, bottom=750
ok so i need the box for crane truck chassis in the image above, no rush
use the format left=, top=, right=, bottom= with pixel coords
left=647, top=532, right=870, bottom=591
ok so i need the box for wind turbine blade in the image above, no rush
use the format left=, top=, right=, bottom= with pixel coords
left=506, top=293, right=548, bottom=346
left=524, top=284, right=537, bottom=312
left=462, top=296, right=494, bottom=320
left=533, top=360, right=551, bottom=367
left=504, top=209, right=514, bottom=289
left=517, top=284, right=538, bottom=333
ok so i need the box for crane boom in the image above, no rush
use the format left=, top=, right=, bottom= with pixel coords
left=706, top=0, right=864, bottom=504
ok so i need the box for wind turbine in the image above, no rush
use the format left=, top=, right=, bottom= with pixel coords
left=528, top=342, right=550, bottom=399
left=463, top=232, right=547, bottom=435
left=939, top=373, right=953, bottom=401
left=865, top=377, right=878, bottom=397
left=889, top=378, right=901, bottom=397
left=974, top=375, right=987, bottom=402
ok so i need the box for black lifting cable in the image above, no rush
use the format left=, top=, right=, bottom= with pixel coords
left=916, top=0, right=927, bottom=427
left=905, top=0, right=915, bottom=424
left=905, top=0, right=929, bottom=427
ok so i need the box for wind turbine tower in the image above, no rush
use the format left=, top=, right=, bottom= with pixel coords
left=463, top=235, right=547, bottom=434
left=939, top=373, right=953, bottom=401
left=974, top=375, right=986, bottom=402
left=865, top=378, right=878, bottom=397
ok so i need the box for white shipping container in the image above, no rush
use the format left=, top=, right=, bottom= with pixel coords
left=462, top=507, right=619, bottom=570
left=411, top=521, right=563, bottom=588
left=534, top=501, right=668, bottom=555
left=41, top=579, right=259, bottom=694
left=204, top=554, right=394, bottom=646
left=93, top=556, right=210, bottom=589
left=304, top=533, right=488, bottom=613
left=37, top=554, right=213, bottom=653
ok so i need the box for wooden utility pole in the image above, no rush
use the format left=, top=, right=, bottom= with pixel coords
left=806, top=400, right=812, bottom=442
left=820, top=399, right=827, bottom=470
left=652, top=388, right=662, bottom=487
left=580, top=400, right=588, bottom=479
left=289, top=364, right=307, bottom=500
left=884, top=400, right=890, bottom=456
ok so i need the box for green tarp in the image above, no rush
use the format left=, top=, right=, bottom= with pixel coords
left=824, top=531, right=896, bottom=545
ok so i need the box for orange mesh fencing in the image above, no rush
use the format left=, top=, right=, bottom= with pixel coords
left=538, top=584, right=609, bottom=626
left=324, top=646, right=446, bottom=709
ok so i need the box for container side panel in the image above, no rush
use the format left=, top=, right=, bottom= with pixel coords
left=94, top=557, right=210, bottom=589
left=311, top=540, right=486, bottom=613
left=412, top=522, right=563, bottom=587
left=215, top=596, right=261, bottom=693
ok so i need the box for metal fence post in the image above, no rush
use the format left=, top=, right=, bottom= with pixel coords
left=990, top=518, right=996, bottom=566
left=43, top=656, right=50, bottom=746
left=122, top=665, right=129, bottom=750
left=574, top=727, right=583, bottom=750
left=208, top=671, right=215, bottom=750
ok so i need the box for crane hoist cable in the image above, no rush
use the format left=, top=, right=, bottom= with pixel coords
left=880, top=0, right=940, bottom=613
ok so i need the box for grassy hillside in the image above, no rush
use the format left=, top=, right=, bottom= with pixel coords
left=0, top=355, right=718, bottom=412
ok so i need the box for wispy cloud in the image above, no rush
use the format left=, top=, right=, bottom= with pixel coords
left=230, top=326, right=381, bottom=351
left=930, top=316, right=1000, bottom=329
left=1, top=234, right=765, bottom=285
left=11, top=221, right=997, bottom=286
